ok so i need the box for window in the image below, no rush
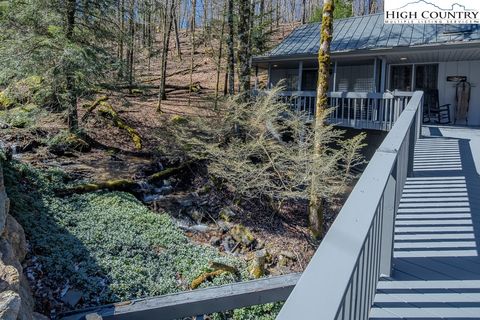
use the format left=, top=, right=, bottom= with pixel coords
left=389, top=64, right=438, bottom=91
left=390, top=65, right=413, bottom=91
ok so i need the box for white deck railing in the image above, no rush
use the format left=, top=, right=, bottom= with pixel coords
left=276, top=91, right=424, bottom=320
left=277, top=91, right=413, bottom=131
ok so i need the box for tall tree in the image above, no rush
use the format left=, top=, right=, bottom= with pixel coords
left=158, top=0, right=175, bottom=111
left=214, top=1, right=227, bottom=110
left=188, top=0, right=197, bottom=107
left=126, top=0, right=135, bottom=93
left=309, top=0, right=334, bottom=238
left=238, top=0, right=251, bottom=98
left=65, top=0, right=78, bottom=132
left=226, top=0, right=235, bottom=95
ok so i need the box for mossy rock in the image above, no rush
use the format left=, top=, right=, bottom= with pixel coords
left=0, top=104, right=40, bottom=128
left=170, top=115, right=188, bottom=125
left=47, top=131, right=91, bottom=155
left=230, top=224, right=255, bottom=247
left=0, top=91, right=14, bottom=109
left=131, top=89, right=144, bottom=95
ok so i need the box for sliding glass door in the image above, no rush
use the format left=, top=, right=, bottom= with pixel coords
left=389, top=64, right=438, bottom=91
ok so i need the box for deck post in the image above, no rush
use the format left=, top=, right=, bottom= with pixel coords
left=380, top=58, right=387, bottom=93
left=267, top=63, right=272, bottom=89
left=380, top=170, right=397, bottom=277
left=297, top=61, right=303, bottom=111
left=333, top=61, right=338, bottom=91
left=297, top=61, right=303, bottom=91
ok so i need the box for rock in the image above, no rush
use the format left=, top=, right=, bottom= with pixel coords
left=230, top=225, right=255, bottom=247
left=153, top=185, right=173, bottom=195
left=280, top=250, right=297, bottom=261
left=61, top=289, right=83, bottom=307
left=216, top=220, right=230, bottom=233
left=0, top=290, right=21, bottom=320
left=189, top=209, right=205, bottom=224
left=210, top=236, right=221, bottom=246
left=2, top=214, right=27, bottom=261
left=219, top=207, right=235, bottom=222
left=270, top=266, right=291, bottom=276
left=0, top=261, right=20, bottom=292
left=33, top=312, right=50, bottom=320
left=256, top=240, right=265, bottom=250
left=221, top=236, right=234, bottom=252
left=177, top=197, right=194, bottom=208
left=190, top=224, right=210, bottom=233
left=249, top=249, right=267, bottom=278
left=85, top=313, right=103, bottom=320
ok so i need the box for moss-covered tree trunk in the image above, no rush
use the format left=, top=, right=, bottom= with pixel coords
left=309, top=0, right=334, bottom=238
left=65, top=0, right=78, bottom=133
left=238, top=0, right=251, bottom=99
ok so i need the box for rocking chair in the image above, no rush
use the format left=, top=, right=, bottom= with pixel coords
left=422, top=89, right=451, bottom=124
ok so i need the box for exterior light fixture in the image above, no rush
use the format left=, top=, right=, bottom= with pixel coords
left=400, top=57, right=407, bottom=61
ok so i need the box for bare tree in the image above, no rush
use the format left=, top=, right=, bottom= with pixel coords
left=188, top=0, right=197, bottom=107
left=158, top=0, right=176, bottom=112
left=214, top=1, right=227, bottom=110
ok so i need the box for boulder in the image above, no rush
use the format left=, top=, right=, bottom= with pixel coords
left=2, top=214, right=27, bottom=261
left=0, top=290, right=21, bottom=320
left=230, top=225, right=255, bottom=247
left=219, top=207, right=235, bottom=222
left=249, top=249, right=267, bottom=279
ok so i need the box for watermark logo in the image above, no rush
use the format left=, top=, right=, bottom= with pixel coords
left=384, top=0, right=480, bottom=24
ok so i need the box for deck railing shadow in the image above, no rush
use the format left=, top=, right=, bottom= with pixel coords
left=370, top=133, right=480, bottom=319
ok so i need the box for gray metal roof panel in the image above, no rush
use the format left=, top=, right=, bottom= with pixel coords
left=259, top=13, right=480, bottom=59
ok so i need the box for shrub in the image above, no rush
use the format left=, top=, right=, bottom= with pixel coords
left=167, top=87, right=366, bottom=208
left=0, top=103, right=41, bottom=128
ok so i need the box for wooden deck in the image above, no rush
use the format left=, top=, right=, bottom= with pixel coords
left=370, top=126, right=480, bottom=319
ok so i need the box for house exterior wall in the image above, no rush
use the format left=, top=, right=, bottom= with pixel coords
left=438, top=60, right=480, bottom=126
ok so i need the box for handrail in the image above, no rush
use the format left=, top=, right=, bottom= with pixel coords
left=276, top=91, right=424, bottom=320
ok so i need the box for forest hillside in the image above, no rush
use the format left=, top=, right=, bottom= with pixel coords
left=0, top=0, right=381, bottom=318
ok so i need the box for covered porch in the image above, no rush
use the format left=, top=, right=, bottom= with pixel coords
left=253, top=44, right=480, bottom=130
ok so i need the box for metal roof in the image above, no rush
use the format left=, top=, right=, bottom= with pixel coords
left=256, top=13, right=480, bottom=60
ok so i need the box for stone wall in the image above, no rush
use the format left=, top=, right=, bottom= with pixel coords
left=0, top=162, right=44, bottom=320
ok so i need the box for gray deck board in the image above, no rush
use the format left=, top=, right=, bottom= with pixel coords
left=370, top=126, right=480, bottom=319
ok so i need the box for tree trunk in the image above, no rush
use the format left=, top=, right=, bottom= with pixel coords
left=173, top=10, right=182, bottom=60
left=226, top=0, right=235, bottom=95
left=118, top=0, right=125, bottom=79
left=126, top=0, right=135, bottom=93
left=188, top=0, right=197, bottom=107
left=214, top=2, right=227, bottom=110
left=238, top=0, right=251, bottom=99
left=65, top=0, right=78, bottom=133
left=302, top=0, right=306, bottom=23
left=158, top=0, right=175, bottom=111
left=309, top=0, right=334, bottom=239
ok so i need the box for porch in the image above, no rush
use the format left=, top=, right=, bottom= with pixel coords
left=276, top=90, right=413, bottom=131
